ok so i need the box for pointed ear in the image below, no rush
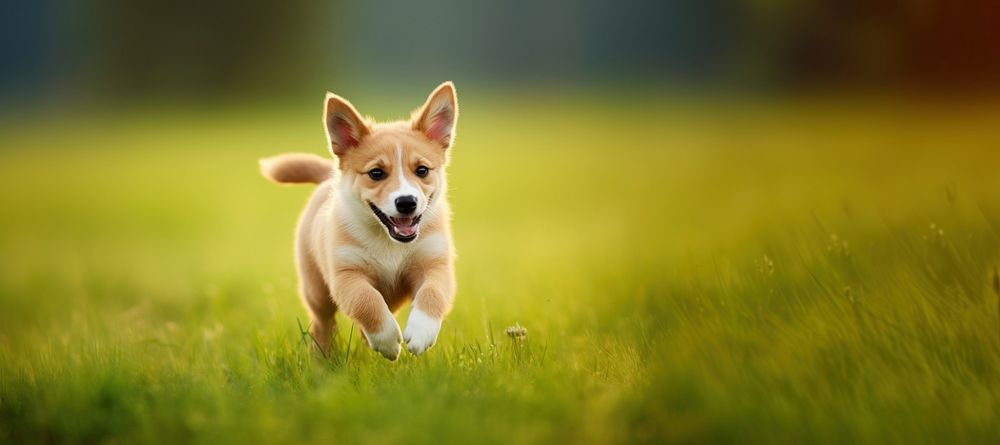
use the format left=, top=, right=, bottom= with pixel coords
left=412, top=81, right=458, bottom=149
left=324, top=92, right=370, bottom=156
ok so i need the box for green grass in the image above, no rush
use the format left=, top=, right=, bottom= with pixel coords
left=1, top=94, right=1000, bottom=444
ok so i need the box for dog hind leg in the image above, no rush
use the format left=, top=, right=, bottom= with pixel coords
left=299, top=255, right=337, bottom=355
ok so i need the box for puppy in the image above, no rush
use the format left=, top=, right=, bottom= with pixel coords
left=260, top=82, right=458, bottom=360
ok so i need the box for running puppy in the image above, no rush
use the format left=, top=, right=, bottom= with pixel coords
left=260, top=82, right=458, bottom=360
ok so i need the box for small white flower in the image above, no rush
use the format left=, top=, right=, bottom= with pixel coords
left=505, top=323, right=527, bottom=341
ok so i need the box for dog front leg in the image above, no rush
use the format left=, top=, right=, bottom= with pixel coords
left=404, top=263, right=455, bottom=355
left=332, top=270, right=402, bottom=361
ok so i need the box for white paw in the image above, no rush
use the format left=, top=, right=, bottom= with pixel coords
left=403, top=308, right=442, bottom=356
left=363, top=315, right=402, bottom=361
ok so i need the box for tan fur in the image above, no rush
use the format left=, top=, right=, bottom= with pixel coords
left=262, top=82, right=459, bottom=360
left=259, top=153, right=334, bottom=184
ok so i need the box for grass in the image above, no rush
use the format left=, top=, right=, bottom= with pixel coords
left=1, top=93, right=999, bottom=444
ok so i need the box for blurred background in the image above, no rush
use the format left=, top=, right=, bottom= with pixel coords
left=3, top=1, right=1000, bottom=443
left=3, top=0, right=1000, bottom=106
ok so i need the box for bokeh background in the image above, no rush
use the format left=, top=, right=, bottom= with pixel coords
left=2, top=1, right=1000, bottom=444
left=4, top=0, right=1000, bottom=103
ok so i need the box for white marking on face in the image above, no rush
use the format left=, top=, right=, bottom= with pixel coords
left=403, top=307, right=441, bottom=355
left=386, top=143, right=423, bottom=216
left=337, top=175, right=379, bottom=235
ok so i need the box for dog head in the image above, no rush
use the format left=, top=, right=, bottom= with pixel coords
left=323, top=82, right=458, bottom=243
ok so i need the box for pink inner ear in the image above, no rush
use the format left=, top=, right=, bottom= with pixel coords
left=425, top=108, right=453, bottom=145
left=333, top=115, right=359, bottom=148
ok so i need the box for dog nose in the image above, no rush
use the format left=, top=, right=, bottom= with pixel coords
left=395, top=195, right=418, bottom=214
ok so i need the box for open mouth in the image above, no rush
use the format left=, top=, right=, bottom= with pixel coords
left=369, top=203, right=421, bottom=243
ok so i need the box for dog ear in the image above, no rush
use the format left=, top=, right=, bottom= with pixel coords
left=412, top=81, right=458, bottom=149
left=324, top=93, right=370, bottom=156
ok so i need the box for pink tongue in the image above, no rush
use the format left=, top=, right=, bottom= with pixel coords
left=396, top=224, right=417, bottom=236
left=392, top=217, right=417, bottom=236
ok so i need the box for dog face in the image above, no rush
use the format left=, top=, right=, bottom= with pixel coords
left=324, top=82, right=458, bottom=243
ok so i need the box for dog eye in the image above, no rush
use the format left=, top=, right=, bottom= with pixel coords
left=368, top=168, right=386, bottom=181
left=415, top=166, right=429, bottom=178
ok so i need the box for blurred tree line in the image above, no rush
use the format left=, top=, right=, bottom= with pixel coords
left=1, top=0, right=997, bottom=103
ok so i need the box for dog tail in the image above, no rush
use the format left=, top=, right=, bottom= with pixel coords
left=259, top=153, right=334, bottom=185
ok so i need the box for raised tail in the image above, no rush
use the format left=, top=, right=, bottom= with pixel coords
left=259, top=153, right=334, bottom=184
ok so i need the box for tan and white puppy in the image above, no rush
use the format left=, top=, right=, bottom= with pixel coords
left=259, top=82, right=458, bottom=360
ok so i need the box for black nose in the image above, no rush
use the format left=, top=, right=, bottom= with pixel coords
left=395, top=195, right=418, bottom=214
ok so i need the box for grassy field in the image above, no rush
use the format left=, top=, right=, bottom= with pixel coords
left=1, top=93, right=999, bottom=444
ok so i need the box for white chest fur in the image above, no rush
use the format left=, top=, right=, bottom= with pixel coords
left=327, top=184, right=448, bottom=289
left=333, top=229, right=447, bottom=283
